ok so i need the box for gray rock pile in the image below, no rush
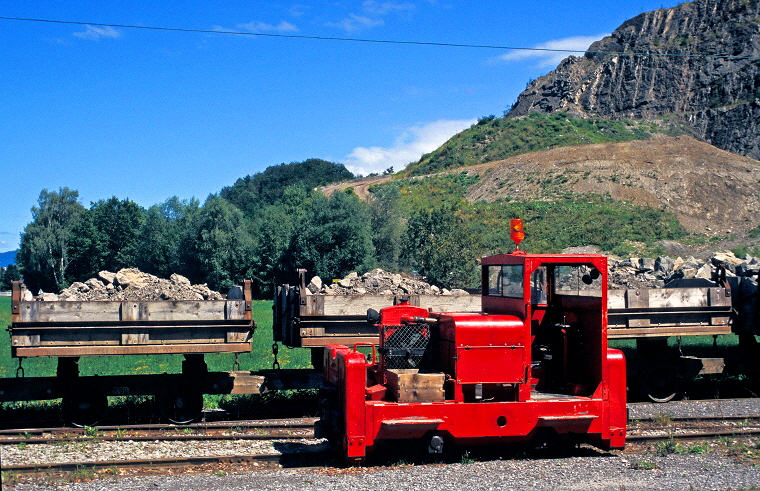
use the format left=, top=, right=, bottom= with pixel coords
left=43, top=269, right=224, bottom=301
left=608, top=251, right=759, bottom=289
left=304, top=252, right=759, bottom=296
left=306, top=269, right=468, bottom=296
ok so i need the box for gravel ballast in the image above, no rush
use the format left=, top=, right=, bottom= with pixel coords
left=4, top=400, right=760, bottom=490
left=5, top=453, right=760, bottom=491
left=629, top=398, right=760, bottom=420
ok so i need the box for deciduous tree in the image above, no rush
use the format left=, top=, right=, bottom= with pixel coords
left=402, top=204, right=478, bottom=289
left=137, top=196, right=200, bottom=278
left=17, top=188, right=85, bottom=292
left=289, top=190, right=375, bottom=280
left=189, top=196, right=256, bottom=291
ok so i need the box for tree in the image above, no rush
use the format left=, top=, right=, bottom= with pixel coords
left=246, top=185, right=312, bottom=294
left=66, top=209, right=102, bottom=281
left=17, top=188, right=85, bottom=293
left=137, top=197, right=200, bottom=279
left=188, top=196, right=257, bottom=291
left=220, top=158, right=355, bottom=213
left=368, top=185, right=405, bottom=271
left=0, top=264, right=21, bottom=290
left=86, top=197, right=146, bottom=273
left=289, top=190, right=375, bottom=280
left=402, top=204, right=479, bottom=289
left=249, top=204, right=296, bottom=296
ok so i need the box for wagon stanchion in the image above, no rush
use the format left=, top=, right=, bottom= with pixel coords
left=272, top=343, right=281, bottom=369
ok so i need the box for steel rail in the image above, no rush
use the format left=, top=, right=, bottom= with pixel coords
left=0, top=452, right=315, bottom=475
left=627, top=398, right=760, bottom=407
left=634, top=416, right=760, bottom=423
left=628, top=428, right=760, bottom=441
left=0, top=431, right=315, bottom=445
left=0, top=418, right=317, bottom=435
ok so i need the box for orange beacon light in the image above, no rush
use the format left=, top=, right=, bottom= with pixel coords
left=510, top=218, right=525, bottom=249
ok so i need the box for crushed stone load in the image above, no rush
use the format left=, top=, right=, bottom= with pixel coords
left=307, top=268, right=469, bottom=296
left=307, top=252, right=758, bottom=295
left=607, top=251, right=759, bottom=289
left=43, top=268, right=224, bottom=301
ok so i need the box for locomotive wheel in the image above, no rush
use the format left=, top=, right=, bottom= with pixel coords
left=160, top=390, right=203, bottom=424
left=62, top=390, right=108, bottom=427
left=639, top=364, right=680, bottom=403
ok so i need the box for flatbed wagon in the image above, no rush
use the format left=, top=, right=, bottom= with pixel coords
left=5, top=280, right=264, bottom=425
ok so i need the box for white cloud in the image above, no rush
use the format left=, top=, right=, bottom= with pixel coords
left=236, top=20, right=299, bottom=33
left=327, top=1, right=414, bottom=32
left=73, top=25, right=121, bottom=41
left=362, top=1, right=415, bottom=15
left=343, top=118, right=476, bottom=176
left=498, top=34, right=609, bottom=67
left=289, top=5, right=310, bottom=17
left=326, top=13, right=384, bottom=32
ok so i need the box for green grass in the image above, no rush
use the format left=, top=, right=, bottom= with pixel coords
left=609, top=334, right=744, bottom=361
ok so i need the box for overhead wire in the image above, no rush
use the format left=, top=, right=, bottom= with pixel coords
left=1, top=15, right=758, bottom=60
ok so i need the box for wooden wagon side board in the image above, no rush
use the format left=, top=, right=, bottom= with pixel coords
left=9, top=281, right=255, bottom=358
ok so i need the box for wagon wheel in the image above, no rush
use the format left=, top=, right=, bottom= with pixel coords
left=62, top=390, right=108, bottom=427
left=639, top=363, right=680, bottom=403
left=160, top=390, right=203, bottom=424
left=311, top=348, right=325, bottom=372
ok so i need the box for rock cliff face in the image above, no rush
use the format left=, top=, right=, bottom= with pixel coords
left=507, top=0, right=760, bottom=159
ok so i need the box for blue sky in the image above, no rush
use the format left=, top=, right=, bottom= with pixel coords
left=0, top=1, right=680, bottom=253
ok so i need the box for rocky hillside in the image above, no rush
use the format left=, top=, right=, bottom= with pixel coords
left=462, top=135, right=760, bottom=237
left=326, top=134, right=760, bottom=252
left=507, top=0, right=760, bottom=160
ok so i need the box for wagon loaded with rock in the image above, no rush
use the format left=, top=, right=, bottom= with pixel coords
left=273, top=268, right=481, bottom=370
left=5, top=269, right=261, bottom=425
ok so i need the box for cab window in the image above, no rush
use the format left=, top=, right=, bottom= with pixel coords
left=554, top=265, right=602, bottom=297
left=487, top=265, right=523, bottom=298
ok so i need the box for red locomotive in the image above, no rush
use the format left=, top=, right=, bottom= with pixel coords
left=319, top=220, right=627, bottom=463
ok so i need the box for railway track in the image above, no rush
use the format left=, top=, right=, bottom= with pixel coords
left=0, top=449, right=330, bottom=476
left=4, top=425, right=759, bottom=476
left=0, top=418, right=317, bottom=445
left=3, top=407, right=760, bottom=478
left=0, top=418, right=330, bottom=478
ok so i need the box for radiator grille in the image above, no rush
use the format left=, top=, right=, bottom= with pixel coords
left=380, top=324, right=430, bottom=370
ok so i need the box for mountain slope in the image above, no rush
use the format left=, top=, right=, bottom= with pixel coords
left=404, top=112, right=676, bottom=177
left=328, top=136, right=760, bottom=240
left=507, top=0, right=760, bottom=159
left=462, top=135, right=760, bottom=236
left=0, top=250, right=16, bottom=268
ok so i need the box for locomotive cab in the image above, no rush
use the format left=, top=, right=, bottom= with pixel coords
left=481, top=254, right=608, bottom=401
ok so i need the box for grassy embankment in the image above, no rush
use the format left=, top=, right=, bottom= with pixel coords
left=375, top=171, right=689, bottom=259
left=0, top=297, right=312, bottom=413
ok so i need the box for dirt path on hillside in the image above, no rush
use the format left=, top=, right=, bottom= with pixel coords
left=322, top=176, right=391, bottom=200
